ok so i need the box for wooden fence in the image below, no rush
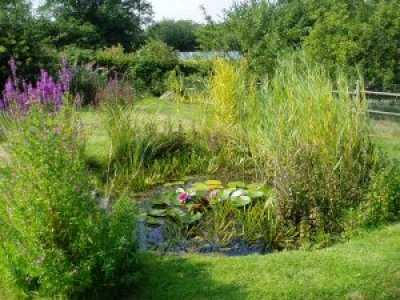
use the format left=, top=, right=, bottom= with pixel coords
left=334, top=87, right=400, bottom=118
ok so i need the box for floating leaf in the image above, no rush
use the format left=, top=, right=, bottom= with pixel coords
left=166, top=207, right=186, bottom=220
left=192, top=182, right=209, bottom=192
left=220, top=188, right=235, bottom=200
left=231, top=195, right=252, bottom=208
left=163, top=181, right=185, bottom=187
left=227, top=181, right=247, bottom=188
left=247, top=183, right=264, bottom=190
left=205, top=180, right=223, bottom=188
left=249, top=191, right=265, bottom=199
left=148, top=209, right=167, bottom=217
left=150, top=197, right=168, bottom=206
left=146, top=216, right=164, bottom=225
left=138, top=213, right=147, bottom=222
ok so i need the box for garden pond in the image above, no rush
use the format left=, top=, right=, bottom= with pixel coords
left=136, top=178, right=277, bottom=256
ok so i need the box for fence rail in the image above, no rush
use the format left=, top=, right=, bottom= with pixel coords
left=334, top=88, right=400, bottom=118
left=363, top=90, right=400, bottom=118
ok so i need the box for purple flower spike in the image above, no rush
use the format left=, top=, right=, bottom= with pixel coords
left=0, top=58, right=74, bottom=114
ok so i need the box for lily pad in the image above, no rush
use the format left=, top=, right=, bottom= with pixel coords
left=220, top=188, right=236, bottom=200
left=148, top=209, right=167, bottom=217
left=227, top=181, right=247, bottom=188
left=247, top=183, right=265, bottom=190
left=163, top=181, right=185, bottom=187
left=231, top=195, right=252, bottom=208
left=206, top=180, right=223, bottom=188
left=192, top=182, right=209, bottom=192
left=146, top=216, right=164, bottom=225
left=166, top=207, right=186, bottom=220
left=248, top=190, right=265, bottom=199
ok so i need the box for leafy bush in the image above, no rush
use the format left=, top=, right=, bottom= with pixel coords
left=259, top=57, right=376, bottom=244
left=131, top=40, right=179, bottom=95
left=0, top=107, right=139, bottom=299
left=360, top=158, right=400, bottom=226
left=95, top=45, right=136, bottom=74
left=62, top=46, right=96, bottom=66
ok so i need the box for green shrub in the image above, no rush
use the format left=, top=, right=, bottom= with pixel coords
left=258, top=57, right=376, bottom=244
left=131, top=40, right=179, bottom=95
left=0, top=107, right=139, bottom=299
left=62, top=46, right=96, bottom=66
left=360, top=158, right=400, bottom=226
left=95, top=45, right=136, bottom=74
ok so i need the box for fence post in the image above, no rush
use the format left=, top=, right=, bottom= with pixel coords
left=355, top=80, right=361, bottom=101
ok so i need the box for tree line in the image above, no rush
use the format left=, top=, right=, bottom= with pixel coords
left=1, top=0, right=400, bottom=90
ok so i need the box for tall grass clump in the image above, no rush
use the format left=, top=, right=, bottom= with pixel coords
left=259, top=58, right=377, bottom=244
left=210, top=59, right=259, bottom=128
left=100, top=79, right=212, bottom=193
left=208, top=59, right=265, bottom=180
left=0, top=107, right=139, bottom=299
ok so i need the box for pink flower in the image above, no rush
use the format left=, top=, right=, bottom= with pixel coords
left=178, top=192, right=190, bottom=204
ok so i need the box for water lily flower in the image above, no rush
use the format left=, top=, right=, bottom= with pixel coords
left=178, top=192, right=190, bottom=204
left=231, top=189, right=247, bottom=198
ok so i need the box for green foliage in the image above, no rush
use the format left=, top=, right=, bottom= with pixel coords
left=216, top=0, right=400, bottom=88
left=70, top=65, right=108, bottom=106
left=259, top=57, right=375, bottom=243
left=95, top=45, right=136, bottom=74
left=360, top=159, right=400, bottom=226
left=131, top=40, right=179, bottom=95
left=0, top=0, right=55, bottom=85
left=0, top=107, right=139, bottom=298
left=62, top=46, right=95, bottom=65
left=100, top=88, right=211, bottom=193
left=41, top=0, right=152, bottom=50
left=38, top=17, right=102, bottom=50
left=147, top=19, right=200, bottom=51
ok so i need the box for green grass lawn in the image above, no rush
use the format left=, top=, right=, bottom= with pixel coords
left=372, top=118, right=400, bottom=160
left=139, top=225, right=400, bottom=299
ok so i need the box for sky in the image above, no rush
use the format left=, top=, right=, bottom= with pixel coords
left=150, top=0, right=235, bottom=23
left=32, top=0, right=236, bottom=23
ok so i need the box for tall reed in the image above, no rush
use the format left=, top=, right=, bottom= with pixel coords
left=259, top=57, right=375, bottom=240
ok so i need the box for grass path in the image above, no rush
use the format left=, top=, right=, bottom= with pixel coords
left=139, top=224, right=400, bottom=300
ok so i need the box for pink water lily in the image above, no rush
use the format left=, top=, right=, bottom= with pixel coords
left=178, top=192, right=190, bottom=204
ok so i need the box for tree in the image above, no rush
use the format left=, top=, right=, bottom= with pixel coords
left=147, top=19, right=200, bottom=52
left=0, top=0, right=54, bottom=85
left=41, top=0, right=153, bottom=50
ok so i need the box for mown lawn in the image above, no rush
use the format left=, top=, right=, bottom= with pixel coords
left=138, top=224, right=400, bottom=299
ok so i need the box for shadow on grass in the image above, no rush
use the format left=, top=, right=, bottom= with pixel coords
left=135, top=253, right=247, bottom=300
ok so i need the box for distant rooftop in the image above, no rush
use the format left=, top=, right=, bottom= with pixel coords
left=178, top=51, right=242, bottom=61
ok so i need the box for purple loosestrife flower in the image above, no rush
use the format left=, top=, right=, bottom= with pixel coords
left=0, top=58, right=74, bottom=114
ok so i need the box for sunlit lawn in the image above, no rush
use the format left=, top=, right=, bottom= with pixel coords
left=138, top=224, right=400, bottom=299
